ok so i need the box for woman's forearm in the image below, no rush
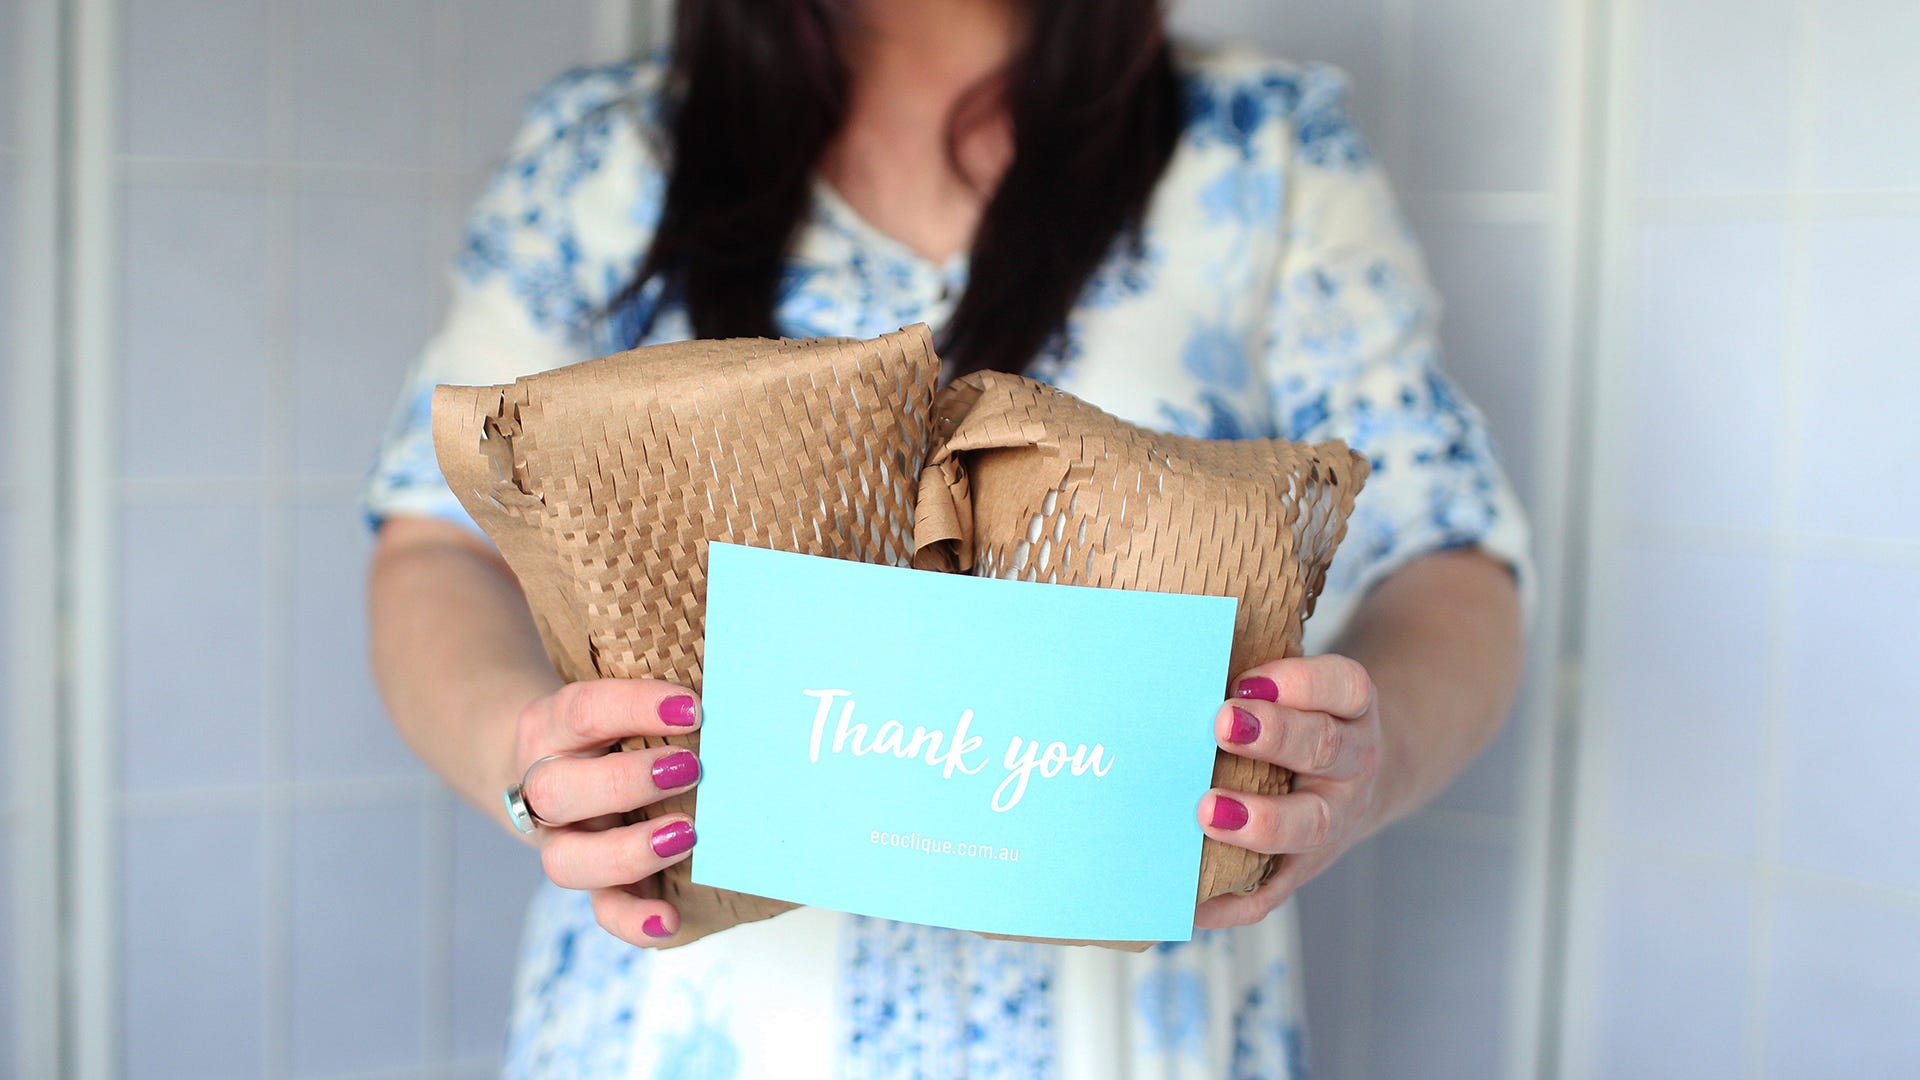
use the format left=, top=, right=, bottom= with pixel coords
left=367, top=516, right=563, bottom=830
left=1330, top=547, right=1525, bottom=833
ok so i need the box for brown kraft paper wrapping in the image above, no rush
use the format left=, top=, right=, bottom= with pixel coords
left=432, top=328, right=1367, bottom=949
left=911, top=371, right=1370, bottom=911
left=431, top=324, right=940, bottom=947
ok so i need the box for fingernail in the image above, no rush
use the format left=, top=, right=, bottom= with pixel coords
left=1228, top=706, right=1261, bottom=745
left=1209, top=795, right=1250, bottom=831
left=651, top=751, right=701, bottom=790
left=659, top=694, right=700, bottom=727
left=1235, top=677, right=1279, bottom=702
left=642, top=914, right=673, bottom=939
left=651, top=819, right=696, bottom=858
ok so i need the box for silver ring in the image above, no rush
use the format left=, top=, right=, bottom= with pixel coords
left=504, top=754, right=568, bottom=835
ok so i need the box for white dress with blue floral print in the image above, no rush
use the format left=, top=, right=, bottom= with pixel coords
left=364, top=46, right=1530, bottom=1080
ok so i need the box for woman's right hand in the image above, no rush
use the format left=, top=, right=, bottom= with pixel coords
left=510, top=679, right=704, bottom=947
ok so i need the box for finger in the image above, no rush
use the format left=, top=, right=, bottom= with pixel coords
left=589, top=884, right=683, bottom=947
left=535, top=680, right=701, bottom=755
left=522, top=746, right=701, bottom=827
left=1233, top=655, right=1373, bottom=719
left=1214, top=700, right=1363, bottom=779
left=540, top=814, right=697, bottom=891
left=1197, top=789, right=1333, bottom=856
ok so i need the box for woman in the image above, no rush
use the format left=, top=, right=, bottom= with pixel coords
left=365, top=1, right=1528, bottom=1075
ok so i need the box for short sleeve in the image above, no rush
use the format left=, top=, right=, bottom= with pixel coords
left=359, top=62, right=665, bottom=533
left=1260, top=67, right=1533, bottom=631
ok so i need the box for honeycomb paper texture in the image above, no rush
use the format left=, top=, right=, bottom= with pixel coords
left=431, top=325, right=940, bottom=946
left=911, top=371, right=1370, bottom=904
left=432, top=328, right=1367, bottom=947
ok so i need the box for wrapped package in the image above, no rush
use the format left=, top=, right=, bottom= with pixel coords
left=432, top=324, right=941, bottom=946
left=912, top=371, right=1370, bottom=904
left=432, top=326, right=1367, bottom=947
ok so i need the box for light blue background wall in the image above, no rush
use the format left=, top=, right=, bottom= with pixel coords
left=4, top=0, right=1917, bottom=1077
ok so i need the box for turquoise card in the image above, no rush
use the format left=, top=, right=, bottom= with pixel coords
left=691, top=542, right=1238, bottom=942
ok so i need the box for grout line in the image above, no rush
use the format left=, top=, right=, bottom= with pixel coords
left=262, top=1, right=300, bottom=1075
left=1615, top=519, right=1920, bottom=565
left=1638, top=188, right=1920, bottom=220
left=1741, top=4, right=1820, bottom=1077
left=1592, top=833, right=1920, bottom=914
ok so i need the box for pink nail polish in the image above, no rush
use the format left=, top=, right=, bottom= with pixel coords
left=659, top=694, right=700, bottom=727
left=1228, top=706, right=1261, bottom=745
left=651, top=819, right=696, bottom=858
left=652, top=750, right=701, bottom=790
left=1235, top=677, right=1279, bottom=702
left=642, top=914, right=673, bottom=939
left=1210, top=795, right=1250, bottom=831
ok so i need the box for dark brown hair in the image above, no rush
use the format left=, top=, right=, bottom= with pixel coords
left=616, top=0, right=1183, bottom=378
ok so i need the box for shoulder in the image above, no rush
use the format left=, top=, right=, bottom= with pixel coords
left=1173, top=45, right=1372, bottom=170
left=518, top=55, right=669, bottom=141
left=501, top=54, right=672, bottom=174
left=457, top=55, right=673, bottom=342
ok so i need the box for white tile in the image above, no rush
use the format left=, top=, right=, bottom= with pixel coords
left=1794, top=217, right=1920, bottom=545
left=1631, top=0, right=1793, bottom=195
left=457, top=0, right=600, bottom=172
left=451, top=805, right=542, bottom=1057
left=1622, top=221, right=1787, bottom=532
left=119, top=505, right=267, bottom=793
left=1590, top=854, right=1752, bottom=1079
left=1366, top=829, right=1516, bottom=1080
left=1596, top=542, right=1769, bottom=859
left=1416, top=220, right=1547, bottom=503
left=1780, top=555, right=1920, bottom=894
left=1407, top=0, right=1556, bottom=194
left=290, top=500, right=421, bottom=781
left=1169, top=0, right=1391, bottom=171
left=1807, top=0, right=1920, bottom=191
left=1765, top=883, right=1920, bottom=1077
left=291, top=800, right=428, bottom=1074
left=121, top=811, right=267, bottom=1080
left=295, top=0, right=433, bottom=166
left=291, top=188, right=438, bottom=476
left=122, top=0, right=271, bottom=160
left=1294, top=842, right=1372, bottom=1080
left=119, top=183, right=273, bottom=479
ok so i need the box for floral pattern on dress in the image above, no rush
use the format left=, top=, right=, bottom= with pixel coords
left=364, top=44, right=1531, bottom=1080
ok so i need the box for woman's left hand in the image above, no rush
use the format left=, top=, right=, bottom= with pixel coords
left=1193, top=654, right=1384, bottom=929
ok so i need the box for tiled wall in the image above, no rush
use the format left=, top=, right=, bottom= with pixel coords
left=1170, top=2, right=1577, bottom=1076
left=1564, top=0, right=1920, bottom=1076
left=98, top=2, right=627, bottom=1076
